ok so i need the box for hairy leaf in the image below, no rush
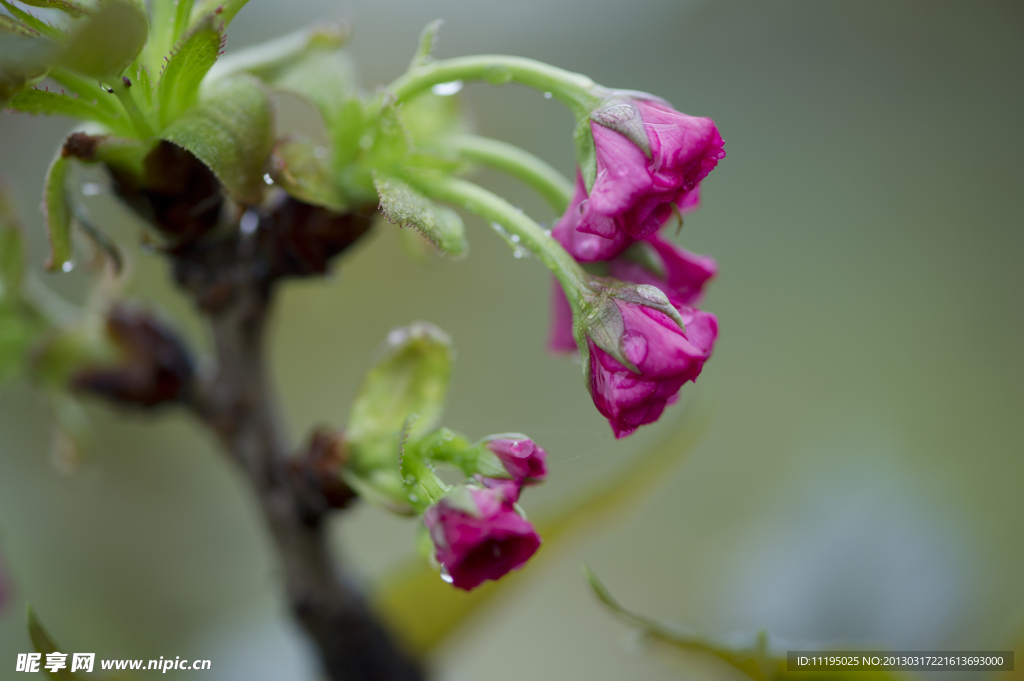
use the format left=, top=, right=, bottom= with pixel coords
left=0, top=0, right=63, bottom=42
left=0, top=181, right=26, bottom=298
left=189, top=0, right=249, bottom=30
left=348, top=322, right=454, bottom=472
left=408, top=19, right=442, bottom=70
left=57, top=0, right=149, bottom=81
left=207, top=21, right=348, bottom=83
left=158, top=12, right=223, bottom=127
left=375, top=176, right=467, bottom=258
left=7, top=88, right=130, bottom=134
left=0, top=17, right=59, bottom=105
left=270, top=137, right=346, bottom=212
left=17, top=0, right=88, bottom=17
left=373, top=413, right=707, bottom=654
left=47, top=67, right=125, bottom=118
left=161, top=74, right=273, bottom=204
left=42, top=152, right=72, bottom=272
left=28, top=607, right=87, bottom=680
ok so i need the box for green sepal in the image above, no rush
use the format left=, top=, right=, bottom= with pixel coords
left=7, top=87, right=131, bottom=134
left=269, top=137, right=347, bottom=212
left=408, top=20, right=442, bottom=70
left=157, top=11, right=223, bottom=127
left=573, top=116, right=597, bottom=190
left=42, top=151, right=72, bottom=272
left=57, top=0, right=149, bottom=82
left=161, top=74, right=274, bottom=205
left=27, top=607, right=87, bottom=681
left=347, top=322, right=454, bottom=474
left=590, top=96, right=651, bottom=158
left=375, top=176, right=467, bottom=259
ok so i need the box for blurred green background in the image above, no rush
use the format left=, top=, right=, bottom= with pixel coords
left=1, top=0, right=1022, bottom=679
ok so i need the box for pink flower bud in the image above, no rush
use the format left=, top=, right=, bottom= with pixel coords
left=584, top=99, right=725, bottom=241
left=553, top=172, right=633, bottom=262
left=423, top=484, right=541, bottom=591
left=486, top=437, right=548, bottom=484
left=588, top=301, right=717, bottom=438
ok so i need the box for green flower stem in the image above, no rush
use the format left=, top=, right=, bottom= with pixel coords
left=111, top=79, right=154, bottom=139
left=410, top=174, right=587, bottom=308
left=388, top=55, right=603, bottom=118
left=452, top=134, right=573, bottom=214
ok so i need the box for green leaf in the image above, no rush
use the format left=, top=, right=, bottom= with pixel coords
left=375, top=176, right=467, bottom=258
left=207, top=21, right=348, bottom=83
left=7, top=88, right=130, bottom=134
left=0, top=0, right=63, bottom=42
left=57, top=0, right=149, bottom=81
left=42, top=152, right=72, bottom=273
left=16, top=0, right=88, bottom=17
left=160, top=74, right=273, bottom=204
left=272, top=50, right=359, bottom=132
left=0, top=180, right=26, bottom=298
left=27, top=607, right=87, bottom=681
left=270, top=137, right=346, bottom=212
left=0, top=16, right=59, bottom=105
left=408, top=19, right=442, bottom=70
left=143, top=0, right=177, bottom=76
left=373, top=412, right=707, bottom=655
left=47, top=67, right=126, bottom=118
left=348, top=322, right=454, bottom=472
left=189, top=0, right=249, bottom=30
left=157, top=12, right=223, bottom=127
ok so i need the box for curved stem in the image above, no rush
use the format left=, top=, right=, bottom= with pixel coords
left=112, top=80, right=154, bottom=139
left=453, top=135, right=573, bottom=213
left=410, top=174, right=586, bottom=307
left=388, top=55, right=603, bottom=118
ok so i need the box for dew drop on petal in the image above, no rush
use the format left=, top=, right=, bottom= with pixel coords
left=440, top=567, right=454, bottom=584
left=621, top=331, right=649, bottom=365
left=263, top=173, right=274, bottom=185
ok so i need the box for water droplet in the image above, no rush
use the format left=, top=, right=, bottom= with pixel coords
left=239, top=210, right=259, bottom=235
left=543, top=229, right=552, bottom=237
left=263, top=173, right=274, bottom=185
left=60, top=260, right=75, bottom=273
left=543, top=91, right=553, bottom=99
left=483, top=65, right=513, bottom=85
left=431, top=80, right=464, bottom=96
left=440, top=567, right=454, bottom=584
left=80, top=182, right=103, bottom=196
left=510, top=234, right=520, bottom=243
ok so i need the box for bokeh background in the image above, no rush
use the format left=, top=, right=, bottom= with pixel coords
left=1, top=0, right=1022, bottom=678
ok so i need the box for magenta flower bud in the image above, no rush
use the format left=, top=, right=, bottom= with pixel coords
left=423, top=483, right=541, bottom=591
left=588, top=301, right=717, bottom=438
left=553, top=172, right=633, bottom=262
left=485, top=437, right=548, bottom=484
left=583, top=97, right=725, bottom=241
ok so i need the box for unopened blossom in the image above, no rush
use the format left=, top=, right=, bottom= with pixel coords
left=424, top=482, right=541, bottom=590
left=486, top=437, right=548, bottom=484
left=553, top=172, right=633, bottom=262
left=582, top=99, right=725, bottom=241
left=587, top=301, right=717, bottom=438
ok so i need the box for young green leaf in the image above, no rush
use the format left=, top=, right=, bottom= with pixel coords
left=42, top=152, right=72, bottom=272
left=16, top=0, right=88, bottom=18
left=206, top=21, right=348, bottom=83
left=375, top=176, right=467, bottom=258
left=189, top=0, right=249, bottom=30
left=27, top=607, right=87, bottom=681
left=57, top=0, right=149, bottom=81
left=0, top=17, right=59, bottom=105
left=7, top=88, right=130, bottom=134
left=157, top=12, right=223, bottom=127
left=270, top=137, right=347, bottom=212
left=348, top=322, right=454, bottom=470
left=160, top=74, right=273, bottom=204
left=409, top=20, right=442, bottom=70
